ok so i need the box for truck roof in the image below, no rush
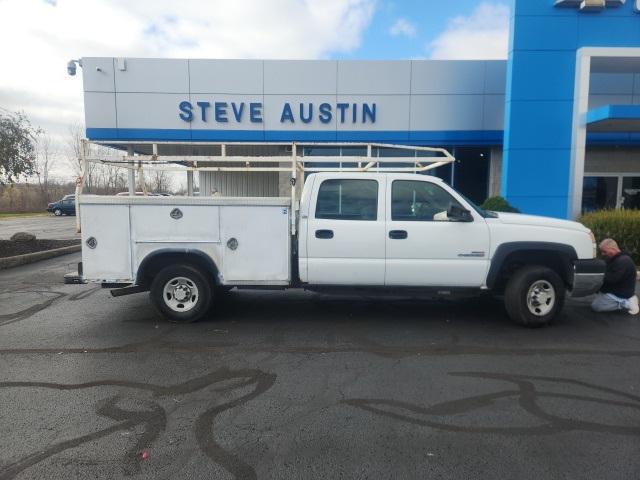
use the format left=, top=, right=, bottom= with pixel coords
left=306, top=172, right=446, bottom=183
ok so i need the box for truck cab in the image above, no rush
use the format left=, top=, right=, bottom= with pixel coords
left=299, top=172, right=492, bottom=287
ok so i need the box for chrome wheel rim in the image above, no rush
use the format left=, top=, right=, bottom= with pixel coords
left=526, top=280, right=555, bottom=316
left=162, top=276, right=199, bottom=313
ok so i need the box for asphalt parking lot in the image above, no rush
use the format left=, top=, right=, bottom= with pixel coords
left=0, top=215, right=79, bottom=241
left=1, top=253, right=639, bottom=479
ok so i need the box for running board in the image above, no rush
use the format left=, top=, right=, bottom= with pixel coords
left=110, top=285, right=148, bottom=297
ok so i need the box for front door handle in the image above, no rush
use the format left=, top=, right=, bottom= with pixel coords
left=389, top=230, right=408, bottom=239
left=315, top=229, right=334, bottom=239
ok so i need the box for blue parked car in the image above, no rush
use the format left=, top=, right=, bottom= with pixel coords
left=47, top=194, right=76, bottom=216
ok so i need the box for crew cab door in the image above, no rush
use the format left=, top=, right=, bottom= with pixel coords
left=305, top=176, right=385, bottom=285
left=385, top=178, right=490, bottom=287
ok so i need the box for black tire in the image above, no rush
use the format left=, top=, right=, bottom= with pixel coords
left=54, top=208, right=62, bottom=216
left=504, top=266, right=565, bottom=327
left=150, top=264, right=212, bottom=323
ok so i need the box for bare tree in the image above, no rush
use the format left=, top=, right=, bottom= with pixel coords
left=66, top=123, right=84, bottom=176
left=148, top=170, right=172, bottom=193
left=35, top=134, right=56, bottom=203
left=66, top=123, right=98, bottom=192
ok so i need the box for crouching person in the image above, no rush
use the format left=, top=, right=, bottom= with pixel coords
left=591, top=238, right=639, bottom=315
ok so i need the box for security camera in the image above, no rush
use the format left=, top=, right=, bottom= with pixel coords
left=67, top=59, right=82, bottom=76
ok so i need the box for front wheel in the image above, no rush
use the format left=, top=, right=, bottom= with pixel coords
left=150, top=264, right=212, bottom=323
left=54, top=208, right=62, bottom=216
left=504, top=266, right=565, bottom=327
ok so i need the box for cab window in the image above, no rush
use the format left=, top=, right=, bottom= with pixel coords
left=315, top=179, right=378, bottom=221
left=391, top=180, right=463, bottom=221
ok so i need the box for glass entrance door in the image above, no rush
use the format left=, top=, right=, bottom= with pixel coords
left=582, top=175, right=640, bottom=212
left=621, top=177, right=640, bottom=209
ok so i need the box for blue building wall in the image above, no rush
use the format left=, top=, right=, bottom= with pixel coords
left=502, top=0, right=640, bottom=218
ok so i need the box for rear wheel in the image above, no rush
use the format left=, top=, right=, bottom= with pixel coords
left=150, top=264, right=212, bottom=323
left=504, top=266, right=565, bottom=327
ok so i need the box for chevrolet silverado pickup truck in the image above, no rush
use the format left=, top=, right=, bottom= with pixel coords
left=77, top=171, right=605, bottom=327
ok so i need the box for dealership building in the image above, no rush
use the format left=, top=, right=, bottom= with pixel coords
left=80, top=0, right=640, bottom=219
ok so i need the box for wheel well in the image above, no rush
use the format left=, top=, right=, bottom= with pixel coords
left=136, top=251, right=219, bottom=288
left=492, top=250, right=573, bottom=293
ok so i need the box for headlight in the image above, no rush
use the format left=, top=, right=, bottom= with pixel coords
left=589, top=230, right=597, bottom=258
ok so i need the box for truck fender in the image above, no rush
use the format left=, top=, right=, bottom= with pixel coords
left=135, top=248, right=221, bottom=286
left=485, top=242, right=578, bottom=289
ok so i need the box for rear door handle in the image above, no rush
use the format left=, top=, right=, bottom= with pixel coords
left=389, top=230, right=408, bottom=239
left=315, top=229, right=334, bottom=239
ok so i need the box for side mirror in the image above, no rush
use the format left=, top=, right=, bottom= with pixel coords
left=448, top=204, right=473, bottom=222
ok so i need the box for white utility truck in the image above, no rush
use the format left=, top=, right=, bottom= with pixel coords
left=74, top=141, right=605, bottom=327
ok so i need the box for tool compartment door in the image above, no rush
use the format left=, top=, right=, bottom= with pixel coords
left=220, top=205, right=290, bottom=283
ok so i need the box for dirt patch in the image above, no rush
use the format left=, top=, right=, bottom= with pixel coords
left=0, top=239, right=80, bottom=258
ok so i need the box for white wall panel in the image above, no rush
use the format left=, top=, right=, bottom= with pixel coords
left=483, top=95, right=505, bottom=130
left=484, top=61, right=508, bottom=95
left=116, top=93, right=190, bottom=129
left=190, top=60, right=263, bottom=94
left=335, top=95, right=409, bottom=131
left=337, top=61, right=411, bottom=95
left=84, top=92, right=117, bottom=129
left=82, top=57, right=115, bottom=92
left=115, top=58, right=189, bottom=93
left=411, top=61, right=485, bottom=95
left=410, top=95, right=484, bottom=131
left=264, top=60, right=337, bottom=94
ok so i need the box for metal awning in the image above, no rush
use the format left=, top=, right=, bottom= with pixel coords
left=586, top=105, right=640, bottom=132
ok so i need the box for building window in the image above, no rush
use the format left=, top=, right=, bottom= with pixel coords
left=582, top=176, right=618, bottom=212
left=315, top=179, right=378, bottom=221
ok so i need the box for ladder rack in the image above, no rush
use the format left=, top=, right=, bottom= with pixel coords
left=76, top=140, right=456, bottom=234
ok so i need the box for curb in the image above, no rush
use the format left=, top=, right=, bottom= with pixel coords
left=0, top=245, right=81, bottom=270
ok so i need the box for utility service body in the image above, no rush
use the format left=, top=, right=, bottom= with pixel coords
left=178, top=101, right=377, bottom=125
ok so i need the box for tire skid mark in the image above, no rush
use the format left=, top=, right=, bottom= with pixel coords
left=195, top=371, right=276, bottom=480
left=0, top=368, right=275, bottom=480
left=1, top=342, right=640, bottom=357
left=343, top=371, right=640, bottom=436
left=67, top=286, right=102, bottom=301
left=0, top=290, right=67, bottom=326
left=0, top=339, right=238, bottom=355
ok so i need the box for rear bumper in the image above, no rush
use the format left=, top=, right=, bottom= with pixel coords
left=571, top=259, right=606, bottom=297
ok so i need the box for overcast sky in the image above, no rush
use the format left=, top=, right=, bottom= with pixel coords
left=0, top=0, right=511, bottom=180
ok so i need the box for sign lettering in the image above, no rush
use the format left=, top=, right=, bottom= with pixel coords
left=178, top=101, right=377, bottom=125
